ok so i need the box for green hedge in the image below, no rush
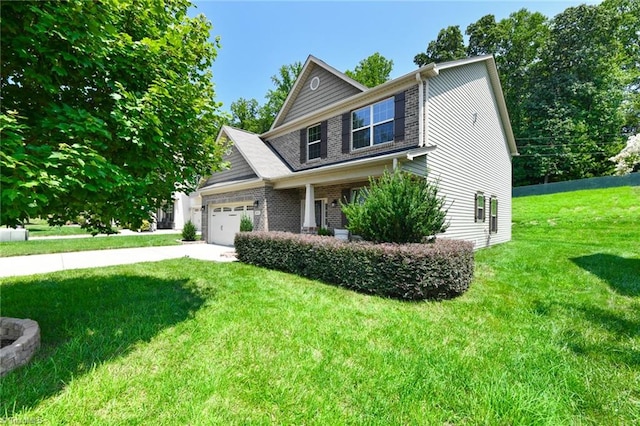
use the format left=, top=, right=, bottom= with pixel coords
left=235, top=232, right=474, bottom=300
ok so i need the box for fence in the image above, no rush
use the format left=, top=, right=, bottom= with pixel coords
left=513, top=173, right=640, bottom=197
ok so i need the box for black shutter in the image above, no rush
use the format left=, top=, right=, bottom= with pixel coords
left=320, top=120, right=328, bottom=159
left=482, top=196, right=486, bottom=223
left=394, top=91, right=405, bottom=141
left=300, top=128, right=306, bottom=164
left=474, top=193, right=478, bottom=222
left=341, top=188, right=351, bottom=227
left=342, top=113, right=350, bottom=153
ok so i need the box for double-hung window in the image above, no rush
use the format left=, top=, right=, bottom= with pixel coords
left=352, top=97, right=394, bottom=149
left=307, top=124, right=322, bottom=161
left=489, top=197, right=498, bottom=233
left=475, top=193, right=485, bottom=222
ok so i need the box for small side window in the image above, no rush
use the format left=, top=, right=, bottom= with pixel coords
left=490, top=197, right=498, bottom=233
left=475, top=193, right=485, bottom=222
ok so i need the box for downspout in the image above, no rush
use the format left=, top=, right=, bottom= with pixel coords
left=416, top=73, right=424, bottom=147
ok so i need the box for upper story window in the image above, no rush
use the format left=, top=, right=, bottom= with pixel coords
left=307, top=124, right=321, bottom=161
left=352, top=97, right=394, bottom=150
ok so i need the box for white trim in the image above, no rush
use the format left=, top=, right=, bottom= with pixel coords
left=310, top=76, right=320, bottom=91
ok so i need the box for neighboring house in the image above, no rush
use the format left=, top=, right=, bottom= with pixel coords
left=155, top=192, right=202, bottom=231
left=197, top=55, right=518, bottom=248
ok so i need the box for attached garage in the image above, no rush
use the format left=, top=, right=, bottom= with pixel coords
left=208, top=204, right=253, bottom=246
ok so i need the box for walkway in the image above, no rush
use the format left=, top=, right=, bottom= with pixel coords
left=0, top=244, right=236, bottom=278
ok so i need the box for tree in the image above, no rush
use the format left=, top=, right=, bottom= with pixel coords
left=261, top=62, right=303, bottom=130
left=229, top=98, right=263, bottom=133
left=522, top=4, right=627, bottom=183
left=610, top=134, right=640, bottom=175
left=345, top=52, right=393, bottom=88
left=0, top=0, right=227, bottom=233
left=341, top=169, right=448, bottom=244
left=414, top=26, right=466, bottom=67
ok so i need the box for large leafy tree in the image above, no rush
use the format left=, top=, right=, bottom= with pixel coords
left=522, top=3, right=627, bottom=183
left=0, top=0, right=227, bottom=233
left=414, top=26, right=466, bottom=67
left=228, top=62, right=302, bottom=134
left=345, top=52, right=393, bottom=88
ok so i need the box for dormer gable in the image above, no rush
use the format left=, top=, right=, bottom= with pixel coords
left=270, top=55, right=367, bottom=131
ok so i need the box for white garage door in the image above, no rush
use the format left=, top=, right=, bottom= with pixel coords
left=209, top=204, right=253, bottom=246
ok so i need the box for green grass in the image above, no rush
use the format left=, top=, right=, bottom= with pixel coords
left=24, top=218, right=103, bottom=237
left=0, top=234, right=181, bottom=257
left=1, top=187, right=638, bottom=424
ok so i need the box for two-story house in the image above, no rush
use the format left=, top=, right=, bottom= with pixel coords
left=197, top=55, right=518, bottom=248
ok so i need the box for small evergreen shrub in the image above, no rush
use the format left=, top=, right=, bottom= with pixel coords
left=235, top=231, right=474, bottom=300
left=239, top=214, right=253, bottom=232
left=181, top=220, right=197, bottom=241
left=341, top=169, right=449, bottom=243
left=317, top=227, right=334, bottom=236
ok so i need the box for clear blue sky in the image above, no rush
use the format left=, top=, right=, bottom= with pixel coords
left=191, top=1, right=598, bottom=113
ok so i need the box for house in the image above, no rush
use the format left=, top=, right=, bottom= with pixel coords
left=197, top=55, right=518, bottom=248
left=155, top=192, right=203, bottom=231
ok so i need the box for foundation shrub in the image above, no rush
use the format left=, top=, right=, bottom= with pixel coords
left=235, top=231, right=474, bottom=300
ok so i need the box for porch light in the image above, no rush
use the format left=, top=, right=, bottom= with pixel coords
left=331, top=199, right=338, bottom=208
left=254, top=199, right=259, bottom=208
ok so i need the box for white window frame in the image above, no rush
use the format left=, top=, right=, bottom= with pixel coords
left=307, top=124, right=322, bottom=161
left=351, top=97, right=394, bottom=150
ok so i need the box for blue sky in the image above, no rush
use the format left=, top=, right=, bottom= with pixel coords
left=191, top=1, right=597, bottom=113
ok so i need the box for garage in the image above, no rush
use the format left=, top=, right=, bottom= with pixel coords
left=208, top=204, right=253, bottom=246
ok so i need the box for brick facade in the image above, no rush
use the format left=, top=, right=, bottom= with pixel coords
left=267, top=86, right=419, bottom=172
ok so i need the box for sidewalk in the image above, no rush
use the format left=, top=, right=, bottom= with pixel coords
left=0, top=244, right=236, bottom=278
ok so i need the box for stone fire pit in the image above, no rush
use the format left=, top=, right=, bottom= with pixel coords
left=0, top=317, right=40, bottom=377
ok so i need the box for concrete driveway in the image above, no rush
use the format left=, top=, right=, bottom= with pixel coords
left=0, top=244, right=236, bottom=278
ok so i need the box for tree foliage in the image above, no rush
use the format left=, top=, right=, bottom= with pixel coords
left=414, top=26, right=466, bottom=67
left=610, top=134, right=640, bottom=175
left=414, top=0, right=638, bottom=185
left=341, top=169, right=449, bottom=244
left=228, top=62, right=302, bottom=134
left=1, top=0, right=227, bottom=232
left=345, top=52, right=393, bottom=88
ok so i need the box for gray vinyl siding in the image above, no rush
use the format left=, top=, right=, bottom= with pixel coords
left=203, top=144, right=256, bottom=186
left=400, top=155, right=428, bottom=176
left=282, top=66, right=363, bottom=125
left=426, top=61, right=512, bottom=248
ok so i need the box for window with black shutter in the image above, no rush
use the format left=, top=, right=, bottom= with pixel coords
left=475, top=193, right=486, bottom=222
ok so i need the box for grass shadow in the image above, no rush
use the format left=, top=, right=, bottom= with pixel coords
left=0, top=271, right=205, bottom=415
left=571, top=253, right=640, bottom=296
left=533, top=299, right=640, bottom=367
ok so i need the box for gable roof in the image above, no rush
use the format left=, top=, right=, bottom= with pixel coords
left=264, top=55, right=517, bottom=156
left=217, top=126, right=291, bottom=179
left=270, top=55, right=367, bottom=131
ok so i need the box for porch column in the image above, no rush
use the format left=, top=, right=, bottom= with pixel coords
left=302, top=183, right=316, bottom=233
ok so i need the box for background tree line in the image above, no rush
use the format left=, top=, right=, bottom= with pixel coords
left=233, top=0, right=638, bottom=186
left=414, top=0, right=639, bottom=185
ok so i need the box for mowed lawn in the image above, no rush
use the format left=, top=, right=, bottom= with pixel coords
left=1, top=187, right=638, bottom=424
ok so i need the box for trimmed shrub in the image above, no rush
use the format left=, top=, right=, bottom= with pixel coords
left=181, top=220, right=197, bottom=241
left=341, top=169, right=448, bottom=243
left=235, top=231, right=474, bottom=300
left=239, top=214, right=253, bottom=232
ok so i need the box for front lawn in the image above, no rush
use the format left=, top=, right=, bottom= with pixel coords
left=1, top=187, right=638, bottom=424
left=0, top=234, right=181, bottom=257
